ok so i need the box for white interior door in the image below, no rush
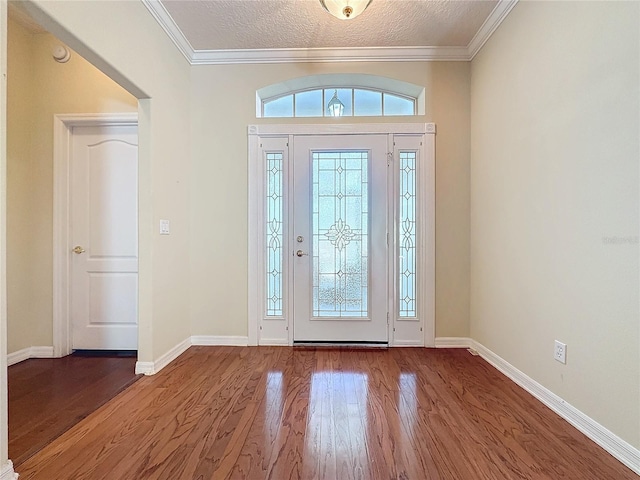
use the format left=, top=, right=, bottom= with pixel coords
left=70, top=125, right=138, bottom=350
left=292, top=135, right=389, bottom=343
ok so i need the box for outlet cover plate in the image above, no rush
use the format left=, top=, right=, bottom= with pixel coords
left=554, top=340, right=567, bottom=364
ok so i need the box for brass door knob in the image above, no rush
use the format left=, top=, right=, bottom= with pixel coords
left=72, top=246, right=85, bottom=254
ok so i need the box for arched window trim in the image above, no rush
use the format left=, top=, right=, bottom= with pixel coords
left=262, top=87, right=417, bottom=118
left=263, top=86, right=416, bottom=105
left=256, top=74, right=426, bottom=118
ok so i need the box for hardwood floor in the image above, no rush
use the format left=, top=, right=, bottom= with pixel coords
left=9, top=353, right=140, bottom=468
left=15, top=347, right=638, bottom=479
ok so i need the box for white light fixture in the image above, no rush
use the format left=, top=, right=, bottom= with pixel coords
left=327, top=90, right=345, bottom=117
left=320, top=0, right=372, bottom=20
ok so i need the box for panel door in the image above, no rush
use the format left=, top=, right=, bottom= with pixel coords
left=70, top=125, right=138, bottom=350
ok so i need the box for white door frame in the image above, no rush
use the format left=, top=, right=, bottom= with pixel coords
left=248, top=123, right=436, bottom=347
left=52, top=113, right=138, bottom=357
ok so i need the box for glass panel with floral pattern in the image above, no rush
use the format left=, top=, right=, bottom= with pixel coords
left=312, top=151, right=369, bottom=317
left=399, top=151, right=417, bottom=317
left=266, top=152, right=284, bottom=316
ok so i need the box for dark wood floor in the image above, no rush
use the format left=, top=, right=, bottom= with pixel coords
left=9, top=353, right=140, bottom=468
left=14, top=346, right=638, bottom=479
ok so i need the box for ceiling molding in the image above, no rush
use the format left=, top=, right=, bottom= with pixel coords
left=141, top=0, right=194, bottom=63
left=467, top=0, right=519, bottom=59
left=192, top=46, right=470, bottom=65
left=146, top=0, right=518, bottom=65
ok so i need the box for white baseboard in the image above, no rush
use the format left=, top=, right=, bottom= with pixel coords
left=7, top=346, right=55, bottom=366
left=471, top=340, right=640, bottom=475
left=393, top=340, right=425, bottom=346
left=0, top=460, right=18, bottom=480
left=435, top=337, right=472, bottom=348
left=134, top=361, right=154, bottom=375
left=258, top=338, right=289, bottom=346
left=8, top=348, right=31, bottom=366
left=135, top=337, right=191, bottom=376
left=30, top=346, right=55, bottom=358
left=191, top=335, right=248, bottom=346
left=135, top=336, right=250, bottom=375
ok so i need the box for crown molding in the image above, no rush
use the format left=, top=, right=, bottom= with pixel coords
left=145, top=0, right=518, bottom=65
left=141, top=0, right=194, bottom=63
left=467, top=0, right=519, bottom=59
left=192, top=46, right=469, bottom=65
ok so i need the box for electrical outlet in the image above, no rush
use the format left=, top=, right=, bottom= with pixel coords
left=554, top=340, right=567, bottom=364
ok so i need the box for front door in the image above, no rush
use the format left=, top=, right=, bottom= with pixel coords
left=70, top=125, right=139, bottom=350
left=292, top=135, right=389, bottom=343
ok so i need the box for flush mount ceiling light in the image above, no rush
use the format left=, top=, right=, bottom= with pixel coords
left=320, top=0, right=373, bottom=20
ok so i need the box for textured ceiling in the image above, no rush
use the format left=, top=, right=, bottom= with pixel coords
left=160, top=0, right=499, bottom=51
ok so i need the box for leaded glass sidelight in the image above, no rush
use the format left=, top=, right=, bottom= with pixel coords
left=312, top=151, right=369, bottom=317
left=266, top=153, right=284, bottom=316
left=399, top=152, right=417, bottom=317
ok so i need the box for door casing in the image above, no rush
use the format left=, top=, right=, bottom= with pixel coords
left=53, top=113, right=138, bottom=357
left=248, top=123, right=436, bottom=347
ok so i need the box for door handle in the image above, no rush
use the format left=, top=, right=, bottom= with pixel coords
left=296, top=250, right=308, bottom=257
left=72, top=246, right=85, bottom=254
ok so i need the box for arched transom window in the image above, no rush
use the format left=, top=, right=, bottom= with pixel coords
left=257, top=74, right=425, bottom=118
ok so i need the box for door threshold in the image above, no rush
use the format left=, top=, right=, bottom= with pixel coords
left=72, top=350, right=137, bottom=358
left=293, top=341, right=388, bottom=349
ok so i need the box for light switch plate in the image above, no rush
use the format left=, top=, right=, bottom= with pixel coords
left=159, top=219, right=170, bottom=235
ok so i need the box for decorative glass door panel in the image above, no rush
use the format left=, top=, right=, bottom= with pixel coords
left=313, top=151, right=368, bottom=317
left=293, top=135, right=388, bottom=343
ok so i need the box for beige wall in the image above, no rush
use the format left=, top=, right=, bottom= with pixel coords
left=20, top=0, right=193, bottom=360
left=470, top=1, right=639, bottom=448
left=6, top=17, right=35, bottom=353
left=6, top=17, right=137, bottom=354
left=189, top=62, right=471, bottom=339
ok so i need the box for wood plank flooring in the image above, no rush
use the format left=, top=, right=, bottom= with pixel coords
left=15, top=347, right=638, bottom=479
left=9, top=354, right=140, bottom=468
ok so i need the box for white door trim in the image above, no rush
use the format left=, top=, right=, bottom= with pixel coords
left=248, top=123, right=436, bottom=347
left=249, top=123, right=436, bottom=136
left=52, top=113, right=138, bottom=357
